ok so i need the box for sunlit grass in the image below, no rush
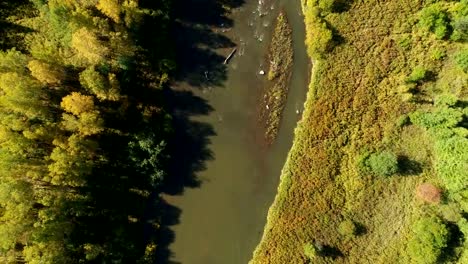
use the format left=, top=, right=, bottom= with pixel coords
left=251, top=0, right=468, bottom=263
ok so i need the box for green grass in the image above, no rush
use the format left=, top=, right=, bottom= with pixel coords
left=260, top=11, right=293, bottom=145
left=251, top=0, right=468, bottom=263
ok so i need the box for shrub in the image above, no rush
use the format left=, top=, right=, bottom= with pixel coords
left=396, top=115, right=410, bottom=127
left=397, top=36, right=411, bottom=49
left=366, top=151, right=399, bottom=176
left=304, top=7, right=335, bottom=59
left=418, top=4, right=450, bottom=39
left=430, top=48, right=446, bottom=60
left=451, top=17, right=468, bottom=41
left=450, top=0, right=468, bottom=41
left=318, top=0, right=335, bottom=12
left=454, top=50, right=468, bottom=73
left=303, top=243, right=318, bottom=260
left=434, top=136, right=468, bottom=194
left=338, top=219, right=357, bottom=237
left=407, top=216, right=449, bottom=264
left=406, top=66, right=427, bottom=83
left=409, top=108, right=463, bottom=129
left=434, top=94, right=458, bottom=107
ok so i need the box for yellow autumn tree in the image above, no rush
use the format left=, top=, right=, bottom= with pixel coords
left=60, top=92, right=95, bottom=116
left=97, top=0, right=121, bottom=23
left=79, top=67, right=120, bottom=101
left=71, top=28, right=109, bottom=65
left=27, top=60, right=63, bottom=85
left=60, top=92, right=104, bottom=136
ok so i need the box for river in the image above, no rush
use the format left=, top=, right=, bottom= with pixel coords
left=163, top=0, right=309, bottom=263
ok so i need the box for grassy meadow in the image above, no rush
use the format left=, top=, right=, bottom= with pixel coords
left=251, top=0, right=468, bottom=263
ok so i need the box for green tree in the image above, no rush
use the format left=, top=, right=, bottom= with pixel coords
left=0, top=72, right=51, bottom=120
left=419, top=4, right=450, bottom=39
left=366, top=151, right=399, bottom=176
left=407, top=216, right=449, bottom=264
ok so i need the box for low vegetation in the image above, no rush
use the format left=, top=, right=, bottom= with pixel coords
left=252, top=0, right=468, bottom=263
left=260, top=11, right=293, bottom=145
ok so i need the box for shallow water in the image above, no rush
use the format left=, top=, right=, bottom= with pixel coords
left=164, top=0, right=309, bottom=263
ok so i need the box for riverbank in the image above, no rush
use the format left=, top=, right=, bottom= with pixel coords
left=260, top=11, right=294, bottom=145
left=251, top=0, right=468, bottom=263
left=163, top=0, right=311, bottom=263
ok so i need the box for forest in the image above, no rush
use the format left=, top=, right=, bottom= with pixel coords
left=0, top=0, right=174, bottom=262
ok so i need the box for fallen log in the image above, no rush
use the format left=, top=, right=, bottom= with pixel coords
left=223, top=48, right=237, bottom=64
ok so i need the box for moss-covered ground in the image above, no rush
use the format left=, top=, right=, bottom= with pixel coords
left=251, top=0, right=468, bottom=263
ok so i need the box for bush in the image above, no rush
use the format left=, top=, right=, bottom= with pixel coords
left=303, top=243, right=317, bottom=260
left=406, top=66, right=427, bottom=83
left=430, top=48, right=446, bottom=60
left=396, top=115, right=410, bottom=127
left=450, top=0, right=468, bottom=41
left=366, top=151, right=399, bottom=176
left=409, top=108, right=463, bottom=129
left=451, top=17, right=468, bottom=41
left=454, top=50, right=468, bottom=73
left=434, top=136, right=468, bottom=193
left=418, top=4, right=450, bottom=39
left=318, top=0, right=335, bottom=12
left=338, top=219, right=357, bottom=237
left=407, top=216, right=449, bottom=264
left=434, top=94, right=458, bottom=107
left=305, top=7, right=335, bottom=59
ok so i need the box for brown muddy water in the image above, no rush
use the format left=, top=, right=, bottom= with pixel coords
left=163, top=0, right=309, bottom=263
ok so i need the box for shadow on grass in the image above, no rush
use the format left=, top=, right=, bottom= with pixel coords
left=333, top=0, right=354, bottom=13
left=355, top=222, right=368, bottom=236
left=319, top=245, right=344, bottom=259
left=438, top=222, right=464, bottom=263
left=398, top=155, right=423, bottom=176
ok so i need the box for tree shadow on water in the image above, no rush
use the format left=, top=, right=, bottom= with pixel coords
left=152, top=199, right=183, bottom=264
left=172, top=0, right=245, bottom=88
left=154, top=0, right=246, bottom=263
left=162, top=89, right=215, bottom=195
left=153, top=87, right=216, bottom=264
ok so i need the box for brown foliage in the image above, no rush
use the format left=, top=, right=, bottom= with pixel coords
left=416, top=183, right=442, bottom=204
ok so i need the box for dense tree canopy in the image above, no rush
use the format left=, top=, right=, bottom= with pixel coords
left=0, top=0, right=174, bottom=262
